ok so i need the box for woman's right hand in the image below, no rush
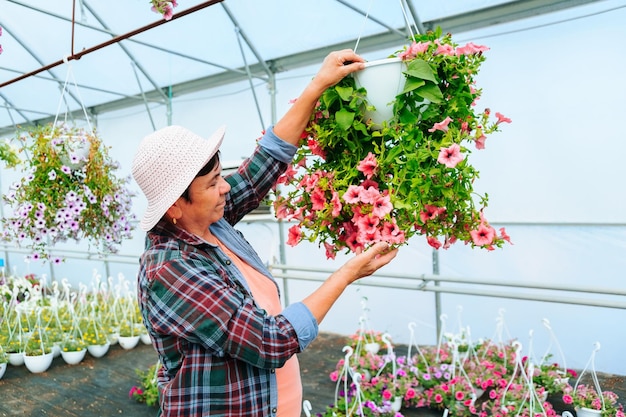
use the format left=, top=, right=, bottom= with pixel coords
left=302, top=242, right=398, bottom=324
left=338, top=242, right=398, bottom=285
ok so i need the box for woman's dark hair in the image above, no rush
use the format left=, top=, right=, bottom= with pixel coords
left=180, top=151, right=221, bottom=203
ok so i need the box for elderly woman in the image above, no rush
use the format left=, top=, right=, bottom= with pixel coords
left=131, top=49, right=398, bottom=417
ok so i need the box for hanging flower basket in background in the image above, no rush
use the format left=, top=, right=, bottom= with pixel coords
left=1, top=123, right=136, bottom=262
left=273, top=27, right=513, bottom=259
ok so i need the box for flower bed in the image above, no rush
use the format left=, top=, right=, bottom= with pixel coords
left=317, top=330, right=624, bottom=417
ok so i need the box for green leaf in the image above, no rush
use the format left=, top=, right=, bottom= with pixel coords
left=402, top=77, right=426, bottom=94
left=335, top=85, right=354, bottom=101
left=416, top=84, right=444, bottom=104
left=405, top=59, right=438, bottom=83
left=398, top=107, right=419, bottom=125
left=335, top=108, right=355, bottom=130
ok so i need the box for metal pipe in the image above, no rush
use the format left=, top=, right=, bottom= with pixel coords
left=0, top=0, right=224, bottom=90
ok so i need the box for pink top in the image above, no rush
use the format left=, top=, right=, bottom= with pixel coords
left=216, top=239, right=302, bottom=417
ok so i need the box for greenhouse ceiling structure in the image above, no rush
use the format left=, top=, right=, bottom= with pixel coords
left=0, top=0, right=609, bottom=136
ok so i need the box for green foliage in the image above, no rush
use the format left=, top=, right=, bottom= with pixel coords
left=130, top=361, right=160, bottom=407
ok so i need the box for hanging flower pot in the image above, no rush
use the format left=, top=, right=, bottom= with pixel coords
left=0, top=362, right=6, bottom=380
left=576, top=407, right=602, bottom=417
left=140, top=332, right=152, bottom=345
left=61, top=348, right=87, bottom=365
left=1, top=123, right=136, bottom=262
left=364, top=342, right=380, bottom=355
left=23, top=351, right=54, bottom=373
left=87, top=342, right=110, bottom=358
left=7, top=352, right=24, bottom=366
left=118, top=335, right=140, bottom=350
left=274, top=27, right=512, bottom=258
left=353, top=57, right=406, bottom=127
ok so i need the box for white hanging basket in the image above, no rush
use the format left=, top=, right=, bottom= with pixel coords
left=24, top=352, right=54, bottom=373
left=87, top=342, right=110, bottom=358
left=118, top=335, right=140, bottom=350
left=8, top=352, right=24, bottom=366
left=353, top=57, right=406, bottom=127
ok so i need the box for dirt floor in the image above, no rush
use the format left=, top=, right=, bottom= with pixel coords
left=0, top=332, right=624, bottom=416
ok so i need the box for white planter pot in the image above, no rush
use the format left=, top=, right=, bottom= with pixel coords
left=87, top=342, right=110, bottom=358
left=24, top=352, right=54, bottom=373
left=140, top=333, right=152, bottom=345
left=0, top=362, right=6, bottom=379
left=364, top=342, right=380, bottom=355
left=61, top=349, right=87, bottom=365
left=52, top=344, right=61, bottom=358
left=8, top=352, right=24, bottom=366
left=391, top=396, right=402, bottom=412
left=108, top=332, right=120, bottom=346
left=576, top=408, right=602, bottom=417
left=118, top=335, right=140, bottom=350
left=57, top=136, right=90, bottom=169
left=354, top=57, right=406, bottom=127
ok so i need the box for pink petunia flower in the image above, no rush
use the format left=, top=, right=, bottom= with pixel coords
left=428, top=116, right=453, bottom=133
left=437, top=143, right=464, bottom=168
left=427, top=236, right=442, bottom=249
left=456, top=42, right=490, bottom=56
left=357, top=152, right=378, bottom=179
left=495, top=112, right=512, bottom=124
left=310, top=188, right=326, bottom=211
left=470, top=223, right=496, bottom=246
left=343, top=185, right=362, bottom=204
left=371, top=194, right=392, bottom=218
left=286, top=225, right=302, bottom=246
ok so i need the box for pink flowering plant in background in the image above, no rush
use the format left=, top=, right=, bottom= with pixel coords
left=273, top=27, right=512, bottom=258
left=562, top=384, right=625, bottom=417
left=150, top=0, right=178, bottom=20
left=0, top=123, right=136, bottom=262
left=317, top=329, right=622, bottom=417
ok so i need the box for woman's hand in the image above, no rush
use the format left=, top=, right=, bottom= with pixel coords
left=273, top=50, right=365, bottom=145
left=338, top=242, right=399, bottom=285
left=302, top=242, right=398, bottom=324
left=309, top=49, right=366, bottom=94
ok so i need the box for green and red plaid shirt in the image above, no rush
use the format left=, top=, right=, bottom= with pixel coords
left=137, top=127, right=318, bottom=417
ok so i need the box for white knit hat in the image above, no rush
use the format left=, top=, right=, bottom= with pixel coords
left=132, top=125, right=225, bottom=231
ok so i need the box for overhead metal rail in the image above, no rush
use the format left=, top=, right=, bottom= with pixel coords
left=0, top=0, right=604, bottom=136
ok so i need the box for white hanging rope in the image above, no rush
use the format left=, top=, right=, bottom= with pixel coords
left=352, top=0, right=375, bottom=54
left=574, top=342, right=606, bottom=411
left=52, top=56, right=93, bottom=132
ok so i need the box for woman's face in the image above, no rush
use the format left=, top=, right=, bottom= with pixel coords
left=178, top=162, right=231, bottom=227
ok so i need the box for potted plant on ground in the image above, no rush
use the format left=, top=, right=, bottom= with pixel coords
left=1, top=123, right=136, bottom=262
left=273, top=27, right=512, bottom=258
left=0, top=344, right=8, bottom=379
left=81, top=314, right=111, bottom=358
left=60, top=333, right=87, bottom=365
left=23, top=328, right=54, bottom=373
left=130, top=360, right=160, bottom=407
left=562, top=384, right=625, bottom=417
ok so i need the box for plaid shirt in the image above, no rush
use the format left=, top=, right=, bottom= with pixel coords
left=137, top=127, right=318, bottom=417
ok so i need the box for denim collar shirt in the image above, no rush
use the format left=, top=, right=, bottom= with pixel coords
left=137, top=126, right=318, bottom=417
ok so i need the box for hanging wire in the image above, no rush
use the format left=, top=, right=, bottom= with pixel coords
left=52, top=58, right=93, bottom=131
left=398, top=0, right=419, bottom=38
left=353, top=0, right=375, bottom=53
